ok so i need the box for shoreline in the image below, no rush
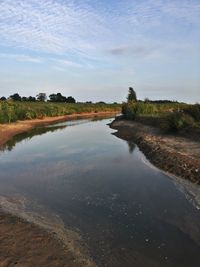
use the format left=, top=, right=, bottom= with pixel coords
left=0, top=191, right=97, bottom=267
left=110, top=118, right=200, bottom=184
left=0, top=111, right=117, bottom=148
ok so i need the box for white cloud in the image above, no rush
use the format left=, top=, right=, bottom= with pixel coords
left=123, top=0, right=200, bottom=27
left=0, top=0, right=105, bottom=55
left=55, top=59, right=83, bottom=68
left=0, top=53, right=43, bottom=63
left=0, top=0, right=199, bottom=57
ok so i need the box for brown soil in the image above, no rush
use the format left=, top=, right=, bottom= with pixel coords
left=0, top=210, right=95, bottom=267
left=110, top=118, right=200, bottom=184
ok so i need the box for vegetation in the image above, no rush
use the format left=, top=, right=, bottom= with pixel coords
left=0, top=92, right=76, bottom=103
left=0, top=100, right=121, bottom=124
left=49, top=93, right=75, bottom=103
left=127, top=87, right=137, bottom=102
left=122, top=88, right=200, bottom=133
left=160, top=112, right=195, bottom=133
left=36, top=93, right=47, bottom=102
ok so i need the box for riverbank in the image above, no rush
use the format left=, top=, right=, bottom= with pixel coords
left=0, top=111, right=117, bottom=148
left=0, top=208, right=95, bottom=267
left=110, top=118, right=200, bottom=184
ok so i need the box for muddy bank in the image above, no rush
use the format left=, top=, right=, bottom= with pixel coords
left=0, top=208, right=95, bottom=267
left=0, top=111, right=117, bottom=148
left=110, top=118, right=200, bottom=184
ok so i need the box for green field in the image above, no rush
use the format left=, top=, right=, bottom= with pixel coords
left=0, top=101, right=121, bottom=124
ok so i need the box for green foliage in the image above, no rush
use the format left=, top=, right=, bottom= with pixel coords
left=36, top=93, right=47, bottom=102
left=122, top=101, right=189, bottom=118
left=9, top=93, right=21, bottom=101
left=122, top=100, right=199, bottom=133
left=183, top=104, right=200, bottom=122
left=160, top=112, right=195, bottom=133
left=127, top=87, right=137, bottom=102
left=0, top=101, right=121, bottom=124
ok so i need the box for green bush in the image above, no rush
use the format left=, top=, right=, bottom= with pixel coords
left=184, top=104, right=200, bottom=122
left=160, top=112, right=195, bottom=133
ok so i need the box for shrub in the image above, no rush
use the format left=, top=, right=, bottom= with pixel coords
left=160, top=112, right=195, bottom=133
left=184, top=104, right=200, bottom=122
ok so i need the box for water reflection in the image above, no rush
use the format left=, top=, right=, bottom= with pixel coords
left=126, top=141, right=136, bottom=154
left=0, top=115, right=113, bottom=152
left=1, top=125, right=66, bottom=152
left=0, top=118, right=200, bottom=267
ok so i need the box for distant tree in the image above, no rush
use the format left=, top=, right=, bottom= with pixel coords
left=9, top=93, right=21, bottom=101
left=49, top=94, right=57, bottom=102
left=0, top=96, right=6, bottom=101
left=66, top=96, right=76, bottom=103
left=28, top=96, right=36, bottom=102
left=22, top=96, right=28, bottom=101
left=49, top=93, right=66, bottom=102
left=97, top=101, right=105, bottom=104
left=36, top=93, right=46, bottom=102
left=57, top=93, right=66, bottom=102
left=127, top=87, right=137, bottom=102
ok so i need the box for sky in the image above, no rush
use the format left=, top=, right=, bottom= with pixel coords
left=0, top=0, right=199, bottom=103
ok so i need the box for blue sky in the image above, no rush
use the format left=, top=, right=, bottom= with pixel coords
left=0, top=0, right=199, bottom=103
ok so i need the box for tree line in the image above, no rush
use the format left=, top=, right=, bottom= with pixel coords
left=0, top=92, right=76, bottom=103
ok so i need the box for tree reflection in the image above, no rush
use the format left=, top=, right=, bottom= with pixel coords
left=0, top=125, right=66, bottom=152
left=127, top=141, right=136, bottom=154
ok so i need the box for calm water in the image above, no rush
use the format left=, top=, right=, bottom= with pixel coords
left=0, top=117, right=200, bottom=267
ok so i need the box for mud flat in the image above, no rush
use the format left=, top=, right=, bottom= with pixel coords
left=110, top=118, right=200, bottom=185
left=0, top=191, right=97, bottom=267
left=0, top=207, right=95, bottom=267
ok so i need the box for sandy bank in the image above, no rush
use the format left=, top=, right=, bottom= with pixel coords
left=110, top=118, right=200, bottom=184
left=0, top=111, right=117, bottom=148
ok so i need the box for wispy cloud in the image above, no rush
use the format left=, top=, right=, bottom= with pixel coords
left=107, top=45, right=158, bottom=59
left=0, top=0, right=105, bottom=55
left=0, top=53, right=43, bottom=63
left=0, top=0, right=199, bottom=57
left=55, top=59, right=83, bottom=68
left=123, top=0, right=200, bottom=28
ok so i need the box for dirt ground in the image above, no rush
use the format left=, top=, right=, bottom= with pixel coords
left=0, top=210, right=96, bottom=267
left=110, top=119, right=200, bottom=184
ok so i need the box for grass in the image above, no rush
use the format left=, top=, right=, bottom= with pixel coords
left=122, top=101, right=200, bottom=133
left=0, top=101, right=121, bottom=124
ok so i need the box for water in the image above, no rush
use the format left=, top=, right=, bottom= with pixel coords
left=0, top=117, right=200, bottom=267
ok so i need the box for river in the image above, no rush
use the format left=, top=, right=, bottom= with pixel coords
left=0, top=117, right=200, bottom=267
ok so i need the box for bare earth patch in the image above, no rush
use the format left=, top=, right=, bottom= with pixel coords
left=0, top=210, right=95, bottom=267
